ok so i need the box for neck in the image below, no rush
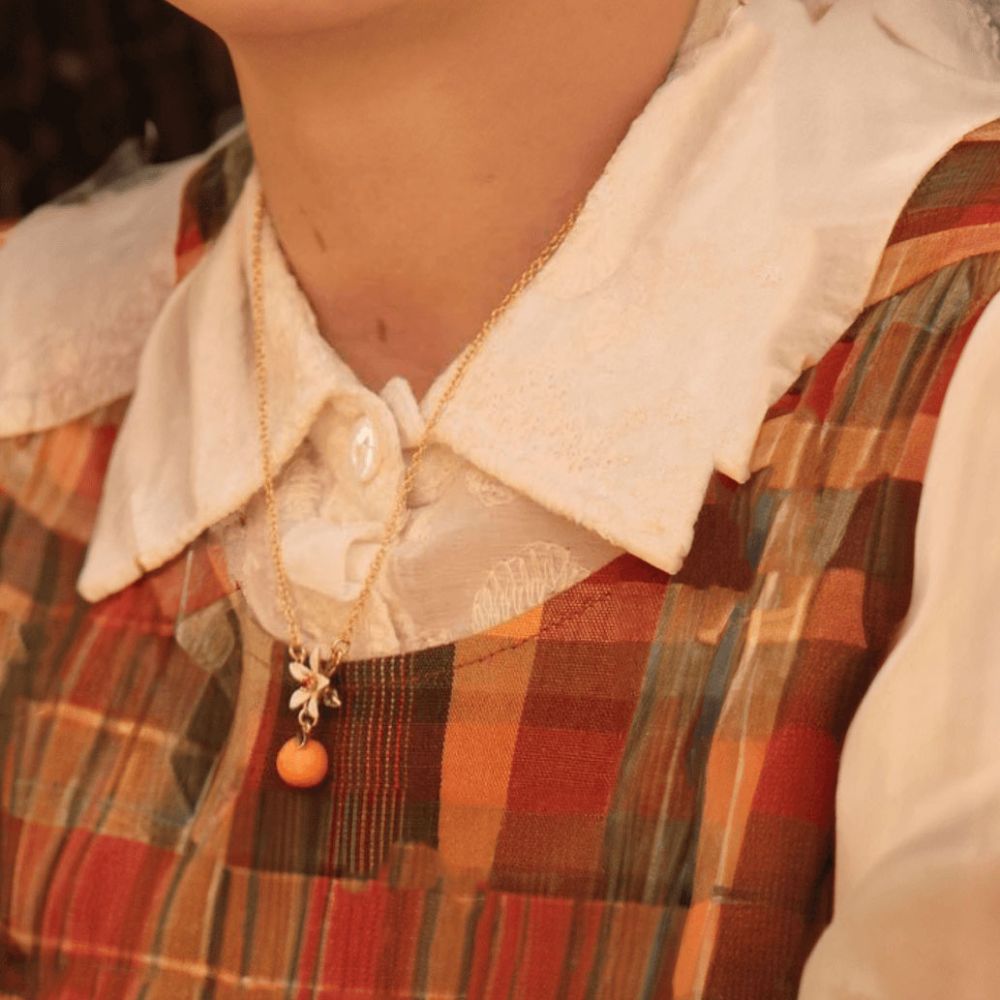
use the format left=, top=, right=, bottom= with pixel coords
left=229, top=0, right=698, bottom=397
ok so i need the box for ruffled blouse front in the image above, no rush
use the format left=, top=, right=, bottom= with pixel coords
left=212, top=217, right=621, bottom=655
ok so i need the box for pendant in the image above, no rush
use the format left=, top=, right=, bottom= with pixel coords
left=277, top=645, right=344, bottom=788
left=276, top=736, right=329, bottom=788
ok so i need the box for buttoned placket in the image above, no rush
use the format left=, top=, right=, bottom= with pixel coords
left=271, top=368, right=462, bottom=655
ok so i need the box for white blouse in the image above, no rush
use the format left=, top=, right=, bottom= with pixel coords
left=3, top=0, right=1000, bottom=995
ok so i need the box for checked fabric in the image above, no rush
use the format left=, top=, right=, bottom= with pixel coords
left=2, top=120, right=1000, bottom=998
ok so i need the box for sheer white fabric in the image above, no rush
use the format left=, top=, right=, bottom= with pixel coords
left=212, top=354, right=622, bottom=656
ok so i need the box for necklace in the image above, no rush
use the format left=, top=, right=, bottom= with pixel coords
left=250, top=190, right=583, bottom=788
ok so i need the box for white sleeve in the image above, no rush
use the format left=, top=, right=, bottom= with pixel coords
left=798, top=291, right=1000, bottom=999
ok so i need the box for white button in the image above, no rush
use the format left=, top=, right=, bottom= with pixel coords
left=350, top=416, right=380, bottom=482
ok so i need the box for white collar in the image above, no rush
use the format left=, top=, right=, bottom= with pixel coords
left=4, top=0, right=999, bottom=603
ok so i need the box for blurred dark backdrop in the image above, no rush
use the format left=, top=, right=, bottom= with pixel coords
left=0, top=0, right=240, bottom=217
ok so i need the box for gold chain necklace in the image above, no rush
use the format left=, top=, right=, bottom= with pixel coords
left=250, top=189, right=582, bottom=788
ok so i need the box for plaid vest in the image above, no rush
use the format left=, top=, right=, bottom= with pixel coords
left=2, top=121, right=1000, bottom=1000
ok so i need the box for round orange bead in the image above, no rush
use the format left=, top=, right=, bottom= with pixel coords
left=276, top=737, right=329, bottom=788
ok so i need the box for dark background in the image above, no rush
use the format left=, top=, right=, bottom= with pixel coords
left=0, top=0, right=240, bottom=218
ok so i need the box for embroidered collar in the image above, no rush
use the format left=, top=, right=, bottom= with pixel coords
left=1, top=0, right=998, bottom=602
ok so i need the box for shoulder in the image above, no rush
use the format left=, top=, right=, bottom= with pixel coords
left=0, top=127, right=251, bottom=440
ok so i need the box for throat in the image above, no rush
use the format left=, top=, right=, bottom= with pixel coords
left=315, top=306, right=455, bottom=401
left=230, top=0, right=700, bottom=394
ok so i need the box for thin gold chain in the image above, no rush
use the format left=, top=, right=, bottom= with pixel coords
left=250, top=190, right=583, bottom=668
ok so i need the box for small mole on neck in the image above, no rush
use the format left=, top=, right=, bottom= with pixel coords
left=376, top=318, right=389, bottom=343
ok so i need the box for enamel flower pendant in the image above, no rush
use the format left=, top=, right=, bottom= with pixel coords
left=276, top=646, right=343, bottom=788
left=289, top=647, right=342, bottom=723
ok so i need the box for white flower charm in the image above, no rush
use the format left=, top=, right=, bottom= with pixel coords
left=288, top=647, right=341, bottom=725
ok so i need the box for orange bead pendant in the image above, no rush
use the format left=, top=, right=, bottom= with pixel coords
left=276, top=737, right=329, bottom=788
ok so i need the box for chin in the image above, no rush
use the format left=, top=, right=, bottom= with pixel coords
left=166, top=0, right=417, bottom=37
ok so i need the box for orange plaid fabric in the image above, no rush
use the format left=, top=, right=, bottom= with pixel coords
left=2, top=121, right=1000, bottom=998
